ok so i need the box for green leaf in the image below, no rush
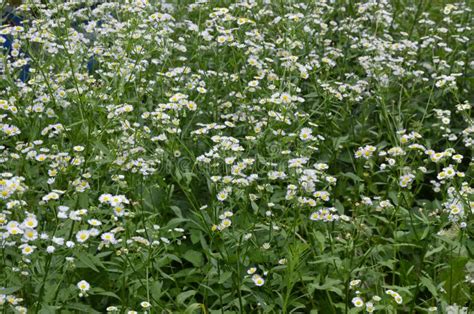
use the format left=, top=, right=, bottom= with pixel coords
left=342, top=172, right=362, bottom=182
left=38, top=304, right=61, bottom=314
left=177, top=290, right=197, bottom=305
left=420, top=276, right=438, bottom=298
left=151, top=281, right=163, bottom=301
left=184, top=303, right=205, bottom=314
left=93, top=289, right=121, bottom=301
left=183, top=250, right=203, bottom=267
left=424, top=245, right=445, bottom=259
left=39, top=304, right=61, bottom=314
left=0, top=286, right=22, bottom=294
left=219, top=271, right=233, bottom=284
left=74, top=251, right=101, bottom=272
left=441, top=256, right=470, bottom=304
left=309, top=278, right=344, bottom=297
left=66, top=303, right=101, bottom=313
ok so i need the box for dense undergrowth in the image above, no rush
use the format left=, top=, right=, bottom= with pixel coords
left=0, top=0, right=472, bottom=313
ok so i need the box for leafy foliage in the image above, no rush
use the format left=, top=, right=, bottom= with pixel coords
left=0, top=0, right=472, bottom=313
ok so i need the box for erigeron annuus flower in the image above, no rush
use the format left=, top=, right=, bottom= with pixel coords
left=252, top=274, right=265, bottom=286
left=355, top=145, right=376, bottom=159
left=1, top=124, right=21, bottom=137
left=140, top=301, right=151, bottom=309
left=218, top=218, right=232, bottom=230
left=443, top=4, right=456, bottom=14
left=0, top=176, right=26, bottom=199
left=113, top=206, right=126, bottom=217
left=313, top=190, right=330, bottom=201
left=88, top=219, right=102, bottom=226
left=385, top=290, right=403, bottom=304
left=22, top=216, right=38, bottom=229
left=387, top=146, right=406, bottom=156
left=428, top=151, right=446, bottom=163
left=299, top=127, right=314, bottom=141
left=4, top=294, right=20, bottom=305
left=448, top=203, right=463, bottom=216
left=19, top=244, right=35, bottom=255
left=15, top=306, right=27, bottom=313
left=452, top=154, right=463, bottom=163
left=268, top=171, right=287, bottom=180
left=76, top=230, right=90, bottom=243
left=352, top=296, right=364, bottom=307
left=42, top=191, right=63, bottom=202
left=110, top=196, right=124, bottom=207
left=439, top=165, right=456, bottom=179
left=77, top=280, right=90, bottom=293
left=349, top=279, right=361, bottom=287
left=248, top=80, right=259, bottom=87
left=101, top=232, right=118, bottom=244
left=186, top=101, right=197, bottom=111
left=7, top=221, right=23, bottom=235
left=288, top=157, right=309, bottom=168
left=99, top=194, right=130, bottom=211
left=0, top=213, right=6, bottom=225
left=399, top=173, right=415, bottom=188
left=22, top=229, right=38, bottom=242
left=99, top=193, right=112, bottom=203
left=366, top=302, right=375, bottom=312
left=310, top=207, right=340, bottom=222
left=35, top=154, right=47, bottom=162
left=216, top=190, right=228, bottom=201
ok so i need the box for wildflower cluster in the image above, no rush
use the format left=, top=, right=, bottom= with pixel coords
left=0, top=0, right=471, bottom=313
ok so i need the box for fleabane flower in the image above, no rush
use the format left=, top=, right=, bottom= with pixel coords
left=101, top=232, right=118, bottom=244
left=352, top=296, right=364, bottom=307
left=20, top=244, right=35, bottom=255
left=22, top=216, right=38, bottom=229
left=76, top=230, right=90, bottom=243
left=299, top=127, right=314, bottom=141
left=366, top=302, right=375, bottom=312
left=252, top=274, right=265, bottom=286
left=77, top=280, right=90, bottom=297
left=385, top=289, right=403, bottom=304
left=355, top=145, right=376, bottom=159
left=140, top=301, right=151, bottom=309
left=399, top=173, right=415, bottom=188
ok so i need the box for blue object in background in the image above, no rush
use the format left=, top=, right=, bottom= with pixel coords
left=2, top=4, right=103, bottom=80
left=1, top=34, right=13, bottom=51
left=18, top=63, right=30, bottom=82
left=87, top=56, right=98, bottom=75
left=1, top=6, right=30, bottom=82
